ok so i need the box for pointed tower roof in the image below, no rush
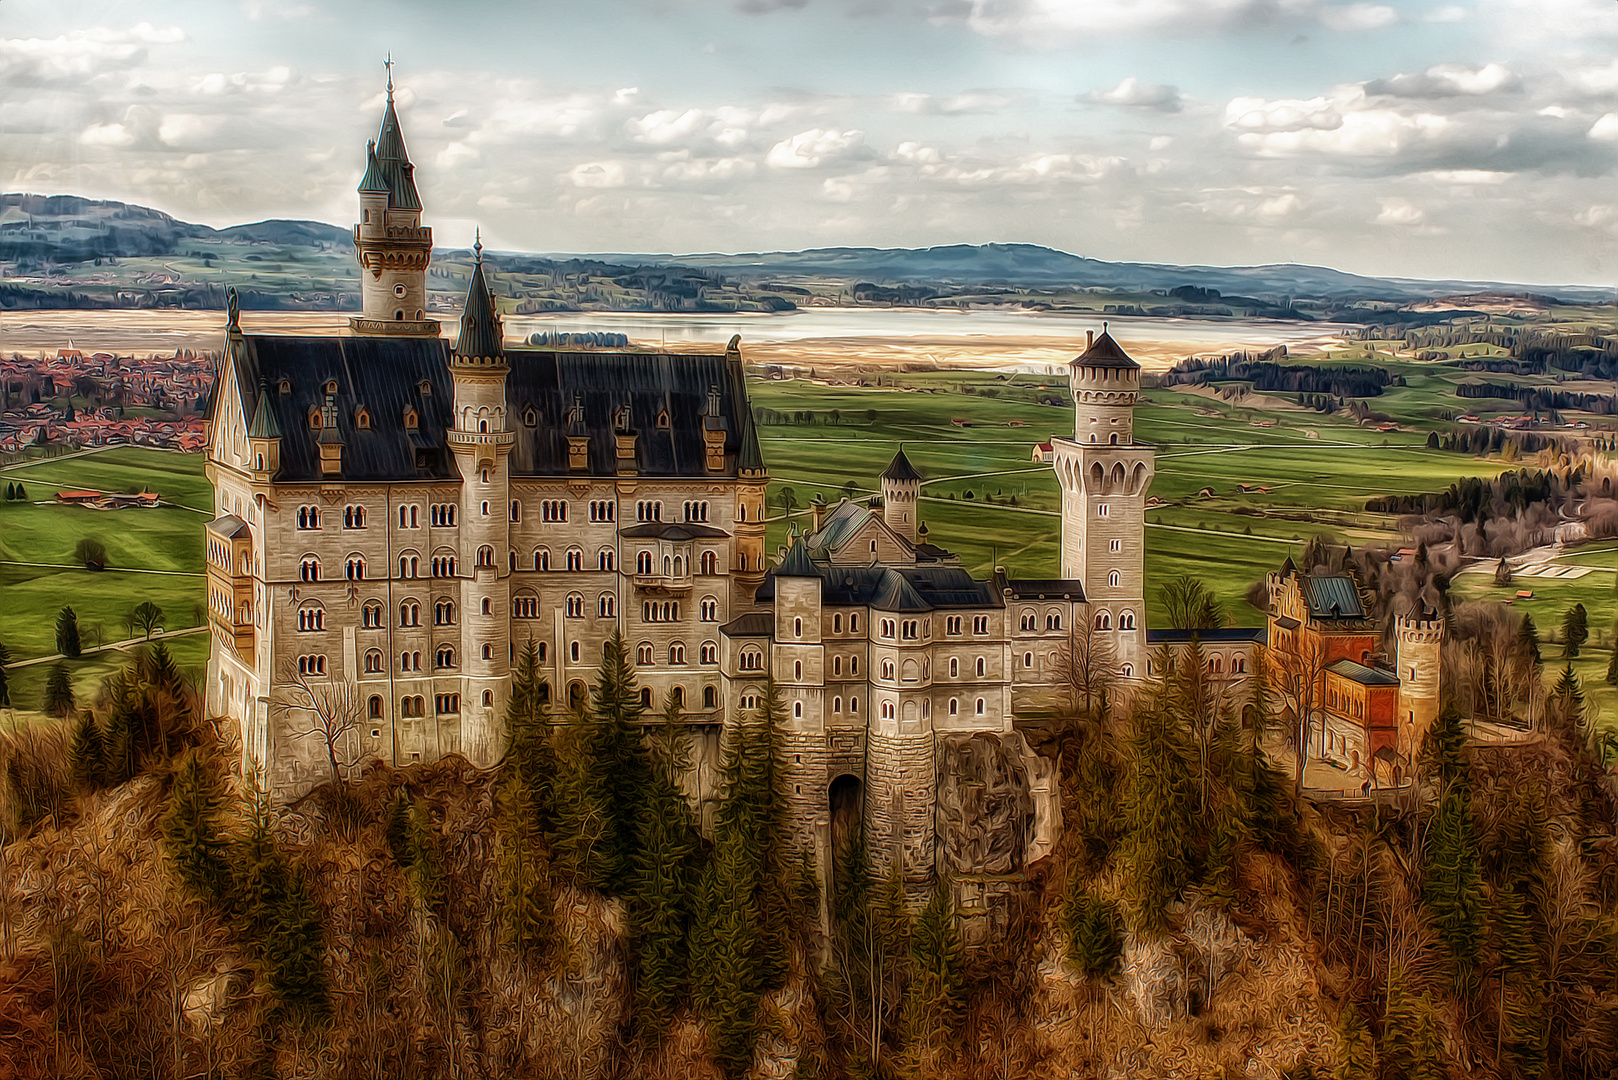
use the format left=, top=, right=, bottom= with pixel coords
left=248, top=379, right=281, bottom=439
left=882, top=447, right=923, bottom=482
left=776, top=538, right=818, bottom=578
left=454, top=233, right=504, bottom=361
left=1072, top=327, right=1139, bottom=370
left=372, top=72, right=421, bottom=211
left=357, top=140, right=389, bottom=193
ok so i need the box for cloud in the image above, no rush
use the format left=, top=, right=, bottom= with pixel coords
left=737, top=0, right=809, bottom=11
left=1365, top=62, right=1521, bottom=98
left=1589, top=113, right=1618, bottom=140
left=1423, top=4, right=1468, bottom=21
left=766, top=127, right=866, bottom=168
left=627, top=108, right=707, bottom=144
left=1085, top=77, right=1183, bottom=112
left=888, top=90, right=1020, bottom=114
left=938, top=0, right=1406, bottom=43
left=1375, top=197, right=1426, bottom=224
left=564, top=160, right=630, bottom=188
left=0, top=24, right=185, bottom=87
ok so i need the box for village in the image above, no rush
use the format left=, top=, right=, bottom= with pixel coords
left=0, top=345, right=212, bottom=455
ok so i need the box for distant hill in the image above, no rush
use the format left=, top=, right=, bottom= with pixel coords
left=590, top=243, right=1612, bottom=304
left=3, top=193, right=1610, bottom=307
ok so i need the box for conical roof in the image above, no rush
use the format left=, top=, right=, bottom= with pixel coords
left=882, top=447, right=923, bottom=482
left=454, top=237, right=504, bottom=360
left=372, top=87, right=421, bottom=211
left=357, top=141, right=388, bottom=194
left=248, top=380, right=281, bottom=439
left=1072, top=328, right=1139, bottom=370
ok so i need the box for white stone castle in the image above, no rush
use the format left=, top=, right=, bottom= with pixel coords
left=205, top=75, right=1165, bottom=885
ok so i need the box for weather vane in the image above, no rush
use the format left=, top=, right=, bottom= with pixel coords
left=384, top=53, right=394, bottom=96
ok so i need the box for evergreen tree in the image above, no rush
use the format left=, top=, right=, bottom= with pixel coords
left=695, top=818, right=763, bottom=1078
left=55, top=606, right=81, bottom=658
left=1517, top=613, right=1542, bottom=665
left=385, top=788, right=412, bottom=867
left=1379, top=967, right=1445, bottom=1080
left=1491, top=879, right=1547, bottom=1078
left=628, top=691, right=698, bottom=1030
left=1606, top=644, right=1617, bottom=686
left=67, top=711, right=105, bottom=787
left=502, top=636, right=555, bottom=824
left=43, top=662, right=74, bottom=718
left=587, top=633, right=651, bottom=892
left=1332, top=1007, right=1375, bottom=1080
left=1119, top=696, right=1196, bottom=936
left=1061, top=883, right=1123, bottom=977
left=160, top=749, right=232, bottom=902
left=1561, top=603, right=1589, bottom=658
left=262, top=862, right=329, bottom=1023
left=497, top=762, right=557, bottom=965
left=0, top=642, right=10, bottom=709
left=1421, top=703, right=1483, bottom=995
left=904, top=874, right=965, bottom=1060
left=403, top=796, right=442, bottom=912
left=1551, top=663, right=1586, bottom=734
left=548, top=701, right=612, bottom=889
left=13, top=483, right=23, bottom=501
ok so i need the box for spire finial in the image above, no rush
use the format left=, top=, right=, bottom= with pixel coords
left=384, top=53, right=394, bottom=99
left=474, top=228, right=482, bottom=263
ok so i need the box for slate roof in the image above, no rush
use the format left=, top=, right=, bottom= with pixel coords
left=1327, top=658, right=1401, bottom=687
left=247, top=380, right=281, bottom=439
left=1147, top=627, right=1269, bottom=644
left=371, top=93, right=421, bottom=211
left=1072, top=329, right=1139, bottom=370
left=620, top=522, right=730, bottom=541
left=1302, top=574, right=1366, bottom=619
left=994, top=572, right=1087, bottom=601
left=775, top=539, right=818, bottom=577
left=804, top=498, right=873, bottom=554
left=205, top=514, right=250, bottom=540
left=721, top=612, right=773, bottom=637
left=454, top=245, right=504, bottom=361
left=756, top=559, right=1001, bottom=612
left=881, top=447, right=923, bottom=482
left=224, top=336, right=764, bottom=483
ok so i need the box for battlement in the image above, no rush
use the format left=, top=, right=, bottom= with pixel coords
left=1394, top=614, right=1444, bottom=641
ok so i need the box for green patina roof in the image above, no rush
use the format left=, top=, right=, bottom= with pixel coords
left=372, top=95, right=421, bottom=211
left=357, top=141, right=389, bottom=194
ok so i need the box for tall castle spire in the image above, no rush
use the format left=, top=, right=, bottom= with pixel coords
left=350, top=59, right=437, bottom=337
left=453, top=231, right=505, bottom=363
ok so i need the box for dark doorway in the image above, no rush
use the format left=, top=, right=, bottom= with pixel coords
left=829, top=774, right=863, bottom=892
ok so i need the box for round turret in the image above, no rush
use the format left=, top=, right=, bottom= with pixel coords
left=880, top=447, right=922, bottom=543
left=1395, top=609, right=1444, bottom=756
left=1070, top=326, right=1140, bottom=445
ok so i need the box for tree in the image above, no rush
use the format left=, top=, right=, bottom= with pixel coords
left=129, top=601, right=163, bottom=640
left=841, top=480, right=858, bottom=502
left=68, top=712, right=106, bottom=787
left=628, top=690, right=699, bottom=1030
left=1270, top=632, right=1329, bottom=797
left=1517, top=613, right=1542, bottom=665
left=0, top=641, right=10, bottom=709
left=44, top=662, right=74, bottom=718
left=160, top=748, right=232, bottom=902
left=1119, top=694, right=1196, bottom=936
left=1159, top=575, right=1228, bottom=631
left=1052, top=617, right=1116, bottom=718
left=903, top=875, right=964, bottom=1062
left=1061, top=884, right=1123, bottom=977
left=73, top=538, right=107, bottom=571
left=1421, top=703, right=1483, bottom=994
left=56, top=606, right=81, bottom=658
left=776, top=485, right=799, bottom=518
left=272, top=658, right=364, bottom=786
left=1561, top=603, right=1588, bottom=658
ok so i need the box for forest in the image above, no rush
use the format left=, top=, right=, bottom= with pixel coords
left=0, top=584, right=1616, bottom=1078
left=1157, top=355, right=1395, bottom=399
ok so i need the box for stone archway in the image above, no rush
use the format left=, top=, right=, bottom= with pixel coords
left=829, top=773, right=863, bottom=893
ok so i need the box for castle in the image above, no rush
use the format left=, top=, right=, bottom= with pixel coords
left=204, top=74, right=1433, bottom=892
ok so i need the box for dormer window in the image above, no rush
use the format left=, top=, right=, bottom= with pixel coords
left=308, top=408, right=322, bottom=431
left=417, top=380, right=432, bottom=396
left=321, top=380, right=336, bottom=395
left=403, top=407, right=418, bottom=430
left=355, top=407, right=371, bottom=430
left=523, top=409, right=537, bottom=427
left=656, top=409, right=670, bottom=430
left=278, top=378, right=291, bottom=395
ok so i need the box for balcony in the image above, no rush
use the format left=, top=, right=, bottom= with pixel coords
left=632, top=572, right=693, bottom=594
left=349, top=316, right=441, bottom=337
left=447, top=429, right=516, bottom=450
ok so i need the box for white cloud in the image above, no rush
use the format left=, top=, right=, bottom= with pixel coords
left=1366, top=62, right=1520, bottom=98
left=1319, top=3, right=1399, bottom=30
left=79, top=122, right=136, bottom=148
left=1375, top=197, right=1426, bottom=224
left=766, top=128, right=865, bottom=169
left=564, top=160, right=629, bottom=188
left=1589, top=113, right=1618, bottom=141
left=0, top=24, right=185, bottom=86
left=1086, top=77, right=1183, bottom=112
left=1423, top=4, right=1468, bottom=21
left=627, top=108, right=707, bottom=144
left=945, top=0, right=1405, bottom=43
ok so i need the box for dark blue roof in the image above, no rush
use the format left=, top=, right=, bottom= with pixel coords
left=1303, top=575, right=1366, bottom=619
left=756, top=560, right=1000, bottom=612
left=228, top=336, right=764, bottom=482
left=1147, top=627, right=1268, bottom=644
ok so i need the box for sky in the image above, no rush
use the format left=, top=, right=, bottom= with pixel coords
left=4, top=0, right=1618, bottom=285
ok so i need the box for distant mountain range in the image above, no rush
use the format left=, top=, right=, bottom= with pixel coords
left=2, top=192, right=1609, bottom=306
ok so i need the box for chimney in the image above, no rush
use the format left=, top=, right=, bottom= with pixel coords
left=810, top=494, right=827, bottom=532
left=1086, top=330, right=1094, bottom=349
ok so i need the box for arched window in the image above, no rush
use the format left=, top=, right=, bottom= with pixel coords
left=513, top=594, right=539, bottom=619
left=949, top=698, right=959, bottom=715
left=637, top=644, right=654, bottom=665
left=794, top=660, right=802, bottom=681
left=364, top=650, right=384, bottom=673
left=849, top=696, right=859, bottom=714
left=482, top=644, right=494, bottom=661
left=536, top=549, right=549, bottom=571
left=363, top=602, right=383, bottom=629
left=483, top=689, right=494, bottom=707
left=740, top=649, right=763, bottom=671
left=637, top=551, right=653, bottom=574
left=975, top=657, right=986, bottom=677
left=1120, top=611, right=1136, bottom=630
left=509, top=549, right=517, bottom=571
left=434, top=601, right=455, bottom=626
left=701, top=597, right=718, bottom=621
left=399, top=554, right=419, bottom=578
left=599, top=593, right=616, bottom=617
left=1121, top=663, right=1133, bottom=677
left=599, top=549, right=615, bottom=571
left=704, top=686, right=718, bottom=708
left=975, top=697, right=986, bottom=716
left=1024, top=651, right=1033, bottom=668
left=701, top=642, right=717, bottom=664
left=1095, top=612, right=1112, bottom=630
left=436, top=647, right=455, bottom=669
left=833, top=656, right=842, bottom=676
left=1109, top=570, right=1121, bottom=588
left=297, top=606, right=325, bottom=632
left=368, top=695, right=383, bottom=719
left=949, top=657, right=959, bottom=678
left=566, top=594, right=584, bottom=617
left=794, top=700, right=804, bottom=718
left=701, top=550, right=717, bottom=575
left=399, top=602, right=420, bottom=627
left=297, top=506, right=320, bottom=530
left=670, top=643, right=686, bottom=664
left=344, top=505, right=366, bottom=529
left=299, top=557, right=320, bottom=582
left=482, top=597, right=492, bottom=615
left=510, top=500, right=520, bottom=522
left=478, top=546, right=495, bottom=568
left=567, top=548, right=583, bottom=571
left=850, top=614, right=860, bottom=634
left=1045, top=612, right=1062, bottom=630
left=881, top=659, right=895, bottom=680
left=794, top=617, right=803, bottom=638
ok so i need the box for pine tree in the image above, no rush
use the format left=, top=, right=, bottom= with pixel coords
left=403, top=796, right=442, bottom=912
left=497, top=764, right=557, bottom=965
left=0, top=641, right=11, bottom=709
left=160, top=749, right=232, bottom=902
left=695, top=819, right=763, bottom=1078
left=1062, top=883, right=1124, bottom=977
left=548, top=701, right=612, bottom=889
left=67, top=711, right=105, bottom=787
left=502, top=636, right=555, bottom=824
left=55, top=606, right=81, bottom=658
left=1492, top=880, right=1547, bottom=1078
left=628, top=691, right=698, bottom=1030
left=904, top=875, right=965, bottom=1060
left=1120, top=697, right=1196, bottom=936
left=263, top=862, right=329, bottom=1023
left=1561, top=603, right=1589, bottom=658
left=1379, top=967, right=1445, bottom=1080
left=1332, top=1007, right=1375, bottom=1080
left=1517, top=613, right=1542, bottom=665
left=587, top=633, right=651, bottom=892
left=1421, top=703, right=1483, bottom=995
left=44, top=662, right=74, bottom=719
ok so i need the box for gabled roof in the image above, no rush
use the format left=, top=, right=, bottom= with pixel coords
left=756, top=559, right=1000, bottom=612
left=1071, top=329, right=1139, bottom=370
left=1303, top=574, right=1366, bottom=619
left=882, top=447, right=923, bottom=482
left=1327, top=658, right=1400, bottom=686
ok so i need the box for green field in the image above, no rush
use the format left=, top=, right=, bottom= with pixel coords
left=0, top=447, right=213, bottom=714
left=0, top=357, right=1608, bottom=724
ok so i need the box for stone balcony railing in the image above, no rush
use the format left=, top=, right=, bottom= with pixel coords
left=446, top=429, right=516, bottom=450
left=348, top=316, right=441, bottom=337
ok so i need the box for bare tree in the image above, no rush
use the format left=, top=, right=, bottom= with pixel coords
left=1052, top=617, right=1116, bottom=718
left=1270, top=633, right=1329, bottom=797
left=273, top=658, right=365, bottom=786
left=1159, top=575, right=1228, bottom=632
